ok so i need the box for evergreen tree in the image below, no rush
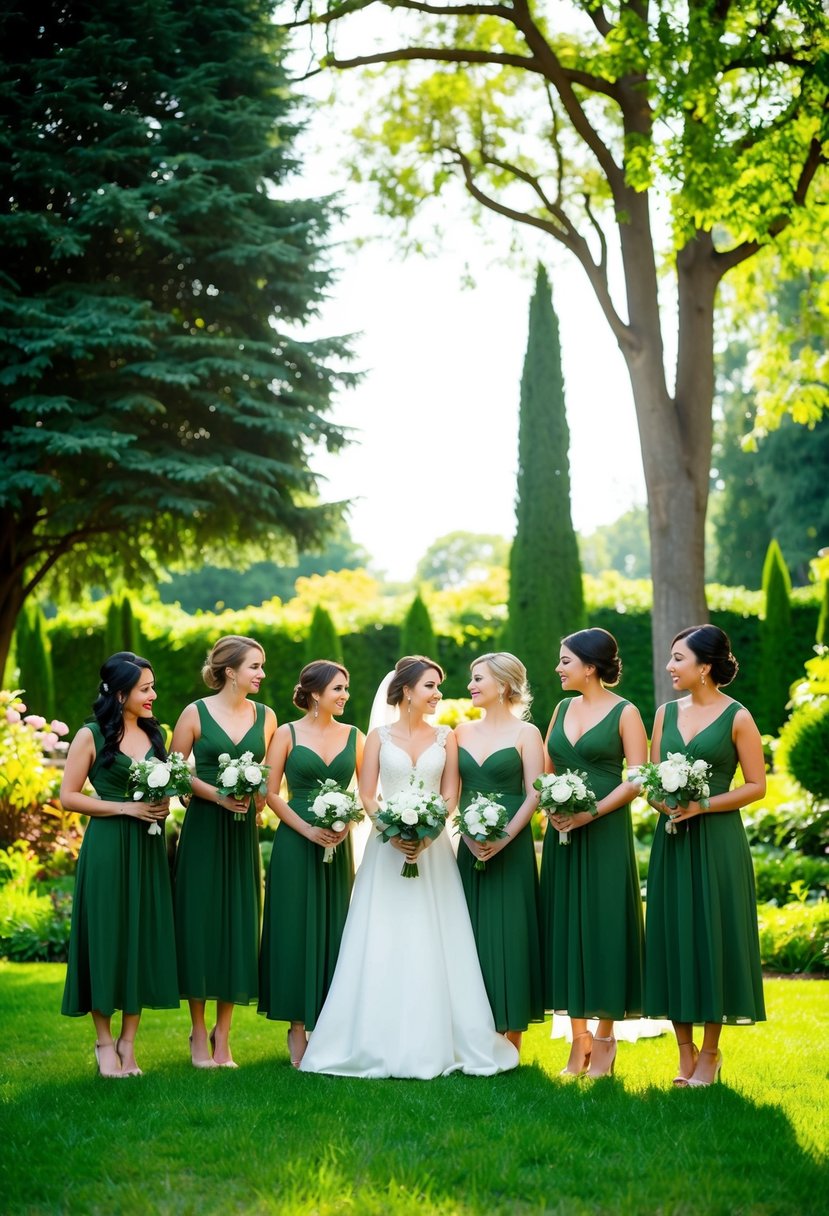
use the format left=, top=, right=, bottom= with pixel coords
left=507, top=266, right=585, bottom=728
left=121, top=595, right=139, bottom=656
left=0, top=0, right=355, bottom=673
left=104, top=599, right=123, bottom=662
left=306, top=605, right=343, bottom=666
left=15, top=603, right=54, bottom=720
left=401, top=593, right=437, bottom=660
left=758, top=540, right=793, bottom=734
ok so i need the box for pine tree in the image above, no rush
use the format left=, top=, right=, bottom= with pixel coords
left=507, top=266, right=585, bottom=728
left=0, top=0, right=356, bottom=673
left=401, top=593, right=437, bottom=660
left=15, top=603, right=55, bottom=720
left=306, top=605, right=343, bottom=665
left=758, top=539, right=793, bottom=734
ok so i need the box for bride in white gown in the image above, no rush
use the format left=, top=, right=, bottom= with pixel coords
left=300, top=656, right=519, bottom=1079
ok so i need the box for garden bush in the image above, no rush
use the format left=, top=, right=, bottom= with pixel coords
left=0, top=842, right=72, bottom=963
left=777, top=698, right=829, bottom=802
left=757, top=899, right=829, bottom=974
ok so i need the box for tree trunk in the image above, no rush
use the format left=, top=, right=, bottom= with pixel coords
left=0, top=570, right=25, bottom=683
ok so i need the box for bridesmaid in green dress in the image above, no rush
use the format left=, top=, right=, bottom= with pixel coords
left=60, top=652, right=178, bottom=1077
left=171, top=635, right=277, bottom=1068
left=258, top=660, right=364, bottom=1067
left=540, top=628, right=647, bottom=1079
left=644, top=625, right=766, bottom=1087
left=455, top=652, right=545, bottom=1053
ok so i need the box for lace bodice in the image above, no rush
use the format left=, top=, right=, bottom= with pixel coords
left=378, top=725, right=449, bottom=799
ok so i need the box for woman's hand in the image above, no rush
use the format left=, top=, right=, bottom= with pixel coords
left=670, top=800, right=703, bottom=824
left=306, top=825, right=345, bottom=848
left=216, top=790, right=250, bottom=815
left=467, top=834, right=510, bottom=863
left=549, top=811, right=592, bottom=833
left=391, top=836, right=426, bottom=860
left=127, top=797, right=170, bottom=823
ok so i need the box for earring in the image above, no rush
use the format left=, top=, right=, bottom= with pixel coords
left=407, top=695, right=412, bottom=718
left=701, top=673, right=707, bottom=686
left=231, top=675, right=238, bottom=694
left=313, top=699, right=319, bottom=720
left=498, top=689, right=504, bottom=705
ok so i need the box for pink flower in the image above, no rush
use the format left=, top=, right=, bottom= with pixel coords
left=6, top=709, right=21, bottom=724
left=50, top=719, right=69, bottom=736
left=24, top=714, right=47, bottom=729
left=42, top=732, right=59, bottom=752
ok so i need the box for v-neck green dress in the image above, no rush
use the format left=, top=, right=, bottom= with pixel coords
left=173, top=699, right=265, bottom=1005
left=456, top=746, right=544, bottom=1032
left=61, top=721, right=179, bottom=1017
left=258, top=724, right=357, bottom=1029
left=644, top=699, right=765, bottom=1024
left=540, top=699, right=644, bottom=1020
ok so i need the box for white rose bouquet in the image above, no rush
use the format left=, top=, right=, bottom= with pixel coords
left=128, top=752, right=192, bottom=835
left=455, top=793, right=509, bottom=871
left=635, top=752, right=712, bottom=834
left=533, top=769, right=597, bottom=845
left=216, top=750, right=269, bottom=822
left=374, top=777, right=448, bottom=878
left=311, top=778, right=364, bottom=862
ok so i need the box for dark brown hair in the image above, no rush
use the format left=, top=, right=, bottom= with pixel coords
left=387, top=655, right=445, bottom=706
left=293, top=660, right=349, bottom=710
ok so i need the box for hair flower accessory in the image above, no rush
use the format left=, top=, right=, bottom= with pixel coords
left=102, top=682, right=109, bottom=692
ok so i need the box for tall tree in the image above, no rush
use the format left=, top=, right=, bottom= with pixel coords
left=287, top=0, right=827, bottom=695
left=401, top=592, right=438, bottom=658
left=758, top=539, right=793, bottom=735
left=14, top=602, right=54, bottom=720
left=0, top=0, right=356, bottom=673
left=506, top=265, right=585, bottom=727
left=306, top=604, right=344, bottom=664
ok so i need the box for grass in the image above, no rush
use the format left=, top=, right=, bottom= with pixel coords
left=0, top=966, right=827, bottom=1215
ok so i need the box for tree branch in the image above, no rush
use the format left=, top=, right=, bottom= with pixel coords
left=302, top=46, right=541, bottom=81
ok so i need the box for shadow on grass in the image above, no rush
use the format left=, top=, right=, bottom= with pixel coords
left=1, top=967, right=827, bottom=1215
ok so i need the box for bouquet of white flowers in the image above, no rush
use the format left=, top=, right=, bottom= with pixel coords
left=311, top=778, right=364, bottom=862
left=533, top=769, right=597, bottom=845
left=635, top=752, right=712, bottom=834
left=375, top=777, right=448, bottom=878
left=216, top=750, right=269, bottom=822
left=455, top=793, right=509, bottom=871
left=129, top=752, right=192, bottom=835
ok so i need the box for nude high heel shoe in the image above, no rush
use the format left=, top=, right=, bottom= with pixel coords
left=672, top=1041, right=699, bottom=1086
left=587, top=1035, right=616, bottom=1078
left=682, top=1047, right=723, bottom=1088
left=115, top=1036, right=143, bottom=1076
left=189, top=1033, right=218, bottom=1069
left=559, top=1031, right=593, bottom=1077
left=209, top=1026, right=238, bottom=1068
left=94, top=1041, right=126, bottom=1078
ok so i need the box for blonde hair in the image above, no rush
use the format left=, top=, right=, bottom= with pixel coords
left=202, top=635, right=265, bottom=690
left=471, top=652, right=532, bottom=719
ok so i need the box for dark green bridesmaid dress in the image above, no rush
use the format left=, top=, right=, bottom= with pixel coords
left=644, top=699, right=765, bottom=1024
left=61, top=721, right=179, bottom=1017
left=258, top=725, right=357, bottom=1029
left=173, top=699, right=264, bottom=1005
left=457, top=747, right=544, bottom=1032
left=540, top=699, right=644, bottom=1019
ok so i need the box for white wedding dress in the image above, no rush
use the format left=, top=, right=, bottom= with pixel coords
left=300, top=726, right=519, bottom=1079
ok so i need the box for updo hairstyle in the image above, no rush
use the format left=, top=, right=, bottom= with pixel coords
left=202, top=635, right=265, bottom=690
left=562, top=628, right=622, bottom=687
left=673, top=625, right=739, bottom=687
left=293, top=660, right=349, bottom=711
left=92, top=651, right=166, bottom=767
left=471, top=652, right=533, bottom=720
left=386, top=655, right=445, bottom=706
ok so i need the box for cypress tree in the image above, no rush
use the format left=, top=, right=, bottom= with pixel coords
left=506, top=266, right=585, bottom=727
left=759, top=539, right=793, bottom=734
left=121, top=595, right=139, bottom=656
left=0, top=0, right=355, bottom=674
left=401, top=593, right=437, bottom=660
left=15, top=603, right=55, bottom=720
left=306, top=605, right=343, bottom=665
left=104, top=599, right=123, bottom=661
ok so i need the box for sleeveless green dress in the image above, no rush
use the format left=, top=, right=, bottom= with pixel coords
left=173, top=699, right=264, bottom=1005
left=644, top=699, right=765, bottom=1024
left=61, top=721, right=179, bottom=1017
left=258, top=725, right=357, bottom=1029
left=540, top=699, right=644, bottom=1019
left=456, top=747, right=544, bottom=1032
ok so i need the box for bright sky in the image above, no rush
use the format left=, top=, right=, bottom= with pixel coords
left=292, top=47, right=648, bottom=581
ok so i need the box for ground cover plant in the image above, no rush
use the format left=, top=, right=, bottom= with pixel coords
left=0, top=966, right=826, bottom=1215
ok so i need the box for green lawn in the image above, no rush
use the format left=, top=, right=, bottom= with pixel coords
left=0, top=965, right=826, bottom=1215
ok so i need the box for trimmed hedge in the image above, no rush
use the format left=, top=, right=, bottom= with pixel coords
left=44, top=587, right=820, bottom=736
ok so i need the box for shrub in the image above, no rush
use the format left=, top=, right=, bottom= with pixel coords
left=742, top=771, right=829, bottom=856
left=751, top=849, right=829, bottom=905
left=306, top=604, right=343, bottom=665
left=758, top=540, right=793, bottom=733
left=757, top=899, right=828, bottom=974
left=0, top=691, right=74, bottom=853
left=0, top=842, right=72, bottom=963
left=777, top=698, right=829, bottom=802
left=401, top=593, right=437, bottom=660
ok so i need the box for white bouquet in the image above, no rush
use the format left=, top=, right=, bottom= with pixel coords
left=636, top=752, right=712, bottom=834
left=533, top=769, right=597, bottom=845
left=128, top=752, right=192, bottom=835
left=216, top=750, right=269, bottom=823
left=375, top=777, right=448, bottom=878
left=311, top=778, right=364, bottom=862
left=455, top=793, right=509, bottom=871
